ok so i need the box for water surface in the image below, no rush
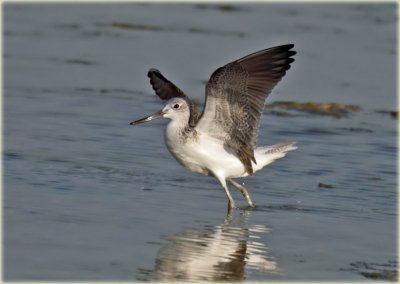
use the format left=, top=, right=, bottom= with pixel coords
left=4, top=3, right=397, bottom=281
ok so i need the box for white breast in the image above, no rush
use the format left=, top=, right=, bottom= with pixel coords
left=164, top=121, right=247, bottom=178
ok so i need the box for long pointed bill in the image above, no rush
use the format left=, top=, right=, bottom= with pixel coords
left=129, top=111, right=164, bottom=125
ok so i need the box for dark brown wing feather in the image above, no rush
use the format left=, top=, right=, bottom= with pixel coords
left=196, top=44, right=296, bottom=175
left=147, top=68, right=186, bottom=100
left=147, top=68, right=201, bottom=127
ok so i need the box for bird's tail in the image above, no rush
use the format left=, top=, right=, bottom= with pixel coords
left=252, top=142, right=297, bottom=173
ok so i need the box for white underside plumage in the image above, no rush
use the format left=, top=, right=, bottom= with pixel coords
left=165, top=120, right=296, bottom=180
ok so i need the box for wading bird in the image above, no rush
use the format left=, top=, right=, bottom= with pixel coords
left=131, top=44, right=297, bottom=212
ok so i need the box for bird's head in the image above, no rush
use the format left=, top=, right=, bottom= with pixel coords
left=130, top=97, right=190, bottom=125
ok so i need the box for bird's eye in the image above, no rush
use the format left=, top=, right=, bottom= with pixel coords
left=173, top=104, right=180, bottom=109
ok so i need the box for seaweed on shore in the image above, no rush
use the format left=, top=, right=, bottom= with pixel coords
left=343, top=260, right=398, bottom=282
left=318, top=182, right=335, bottom=189
left=265, top=101, right=361, bottom=118
left=110, top=22, right=165, bottom=31
left=376, top=110, right=399, bottom=119
left=194, top=4, right=248, bottom=12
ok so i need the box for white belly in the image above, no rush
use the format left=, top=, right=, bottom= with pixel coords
left=165, top=129, right=247, bottom=178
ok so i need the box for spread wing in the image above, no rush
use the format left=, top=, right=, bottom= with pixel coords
left=147, top=68, right=201, bottom=127
left=195, top=44, right=296, bottom=175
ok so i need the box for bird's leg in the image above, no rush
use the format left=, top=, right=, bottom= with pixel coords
left=228, top=178, right=255, bottom=208
left=223, top=184, right=236, bottom=212
left=215, top=175, right=236, bottom=212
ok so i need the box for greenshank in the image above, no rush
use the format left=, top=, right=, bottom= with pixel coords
left=130, top=44, right=297, bottom=211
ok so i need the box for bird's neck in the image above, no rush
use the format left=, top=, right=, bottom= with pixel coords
left=165, top=117, right=195, bottom=146
left=166, top=117, right=190, bottom=136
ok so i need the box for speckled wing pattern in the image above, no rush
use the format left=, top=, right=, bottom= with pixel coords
left=147, top=68, right=201, bottom=127
left=196, top=44, right=296, bottom=175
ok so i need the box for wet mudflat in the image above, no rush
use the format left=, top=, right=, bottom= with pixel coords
left=3, top=3, right=397, bottom=281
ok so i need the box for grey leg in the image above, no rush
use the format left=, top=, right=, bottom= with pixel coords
left=214, top=175, right=236, bottom=212
left=228, top=178, right=255, bottom=208
left=223, top=182, right=235, bottom=211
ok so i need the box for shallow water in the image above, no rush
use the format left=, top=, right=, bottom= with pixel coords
left=3, top=3, right=397, bottom=281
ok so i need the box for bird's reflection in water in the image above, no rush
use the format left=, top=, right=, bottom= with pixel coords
left=140, top=210, right=279, bottom=281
